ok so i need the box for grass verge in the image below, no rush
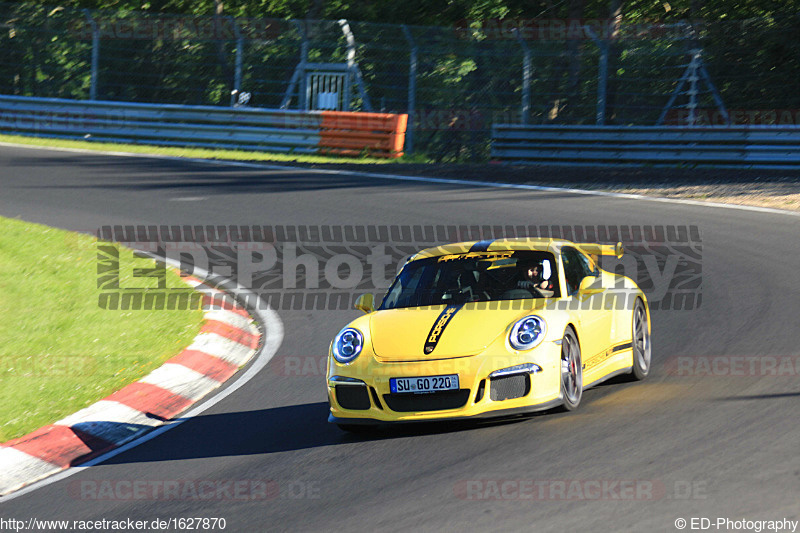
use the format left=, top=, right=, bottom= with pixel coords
left=0, top=216, right=205, bottom=442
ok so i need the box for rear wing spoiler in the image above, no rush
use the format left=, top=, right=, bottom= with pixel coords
left=576, top=242, right=624, bottom=259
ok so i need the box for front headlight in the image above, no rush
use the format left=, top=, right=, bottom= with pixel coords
left=509, top=315, right=546, bottom=351
left=332, top=327, right=364, bottom=364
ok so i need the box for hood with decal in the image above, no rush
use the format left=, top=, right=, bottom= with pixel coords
left=369, top=304, right=540, bottom=361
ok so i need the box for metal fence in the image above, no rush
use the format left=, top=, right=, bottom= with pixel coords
left=491, top=124, right=800, bottom=169
left=0, top=94, right=408, bottom=157
left=1, top=3, right=799, bottom=161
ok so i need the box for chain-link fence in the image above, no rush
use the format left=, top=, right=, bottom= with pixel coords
left=1, top=2, right=799, bottom=161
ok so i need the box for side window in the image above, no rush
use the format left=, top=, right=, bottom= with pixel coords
left=561, top=247, right=593, bottom=295
left=576, top=252, right=595, bottom=278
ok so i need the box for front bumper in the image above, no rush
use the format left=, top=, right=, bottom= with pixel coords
left=329, top=399, right=564, bottom=426
left=327, top=342, right=563, bottom=424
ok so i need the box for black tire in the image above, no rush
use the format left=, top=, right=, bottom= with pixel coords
left=560, top=327, right=583, bottom=411
left=630, top=299, right=651, bottom=381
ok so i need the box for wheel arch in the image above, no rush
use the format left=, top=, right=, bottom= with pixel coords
left=564, top=322, right=580, bottom=351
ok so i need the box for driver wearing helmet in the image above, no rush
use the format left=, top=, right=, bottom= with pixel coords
left=517, top=262, right=554, bottom=292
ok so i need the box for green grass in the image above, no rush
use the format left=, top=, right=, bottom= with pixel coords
left=0, top=133, right=433, bottom=165
left=0, top=216, right=205, bottom=442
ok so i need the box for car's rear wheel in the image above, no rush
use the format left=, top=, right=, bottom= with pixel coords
left=560, top=327, right=582, bottom=411
left=630, top=299, right=651, bottom=381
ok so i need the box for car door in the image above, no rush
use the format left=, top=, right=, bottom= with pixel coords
left=561, top=247, right=614, bottom=383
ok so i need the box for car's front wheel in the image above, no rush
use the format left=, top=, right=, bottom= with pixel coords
left=630, top=299, right=651, bottom=381
left=560, top=327, right=583, bottom=411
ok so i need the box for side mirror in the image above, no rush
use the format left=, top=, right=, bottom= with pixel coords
left=354, top=293, right=375, bottom=314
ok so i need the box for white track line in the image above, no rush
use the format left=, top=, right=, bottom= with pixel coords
left=0, top=139, right=798, bottom=218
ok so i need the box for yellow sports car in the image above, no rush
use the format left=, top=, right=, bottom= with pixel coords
left=326, top=238, right=651, bottom=431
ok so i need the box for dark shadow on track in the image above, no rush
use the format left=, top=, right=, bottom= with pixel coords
left=4, top=156, right=408, bottom=195
left=8, top=153, right=753, bottom=199
left=98, top=401, right=556, bottom=466
left=5, top=154, right=498, bottom=197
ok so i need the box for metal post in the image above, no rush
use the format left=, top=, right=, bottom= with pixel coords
left=584, top=25, right=607, bottom=125
left=513, top=29, right=531, bottom=125
left=280, top=20, right=308, bottom=109
left=307, top=72, right=314, bottom=110
left=338, top=19, right=372, bottom=111
left=84, top=9, right=99, bottom=100
left=656, top=63, right=692, bottom=126
left=596, top=41, right=609, bottom=125
left=686, top=49, right=701, bottom=126
left=342, top=67, right=351, bottom=111
left=297, top=21, right=309, bottom=110
left=231, top=17, right=243, bottom=107
left=401, top=25, right=417, bottom=153
left=699, top=66, right=730, bottom=125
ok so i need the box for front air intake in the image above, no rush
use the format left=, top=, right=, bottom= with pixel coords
left=383, top=390, right=470, bottom=412
left=489, top=374, right=530, bottom=401
left=474, top=379, right=486, bottom=403
left=335, top=385, right=371, bottom=410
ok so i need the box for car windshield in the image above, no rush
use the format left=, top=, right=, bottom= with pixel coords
left=380, top=250, right=560, bottom=310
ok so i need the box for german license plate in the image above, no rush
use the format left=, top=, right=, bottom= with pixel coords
left=390, top=374, right=459, bottom=394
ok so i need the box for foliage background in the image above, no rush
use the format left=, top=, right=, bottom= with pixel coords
left=1, top=0, right=798, bottom=160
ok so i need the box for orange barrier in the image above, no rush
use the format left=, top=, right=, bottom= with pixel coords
left=318, top=111, right=407, bottom=158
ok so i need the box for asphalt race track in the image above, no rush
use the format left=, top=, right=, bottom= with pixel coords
left=1, top=144, right=798, bottom=532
